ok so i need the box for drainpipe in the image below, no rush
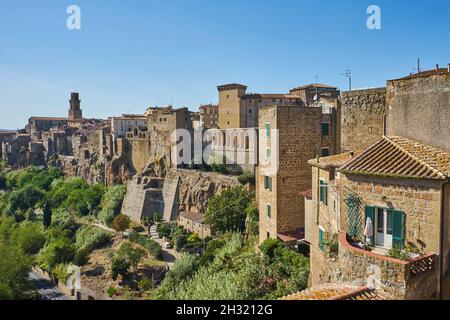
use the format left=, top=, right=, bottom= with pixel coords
left=439, top=181, right=448, bottom=300
left=316, top=156, right=321, bottom=225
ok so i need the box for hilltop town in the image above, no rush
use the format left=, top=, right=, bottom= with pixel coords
left=1, top=64, right=450, bottom=301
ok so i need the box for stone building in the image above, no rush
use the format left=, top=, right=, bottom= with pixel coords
left=27, top=117, right=68, bottom=140
left=290, top=83, right=340, bottom=108
left=146, top=106, right=193, bottom=173
left=386, top=66, right=450, bottom=151
left=217, top=83, right=304, bottom=129
left=178, top=212, right=212, bottom=239
left=199, top=104, right=219, bottom=128
left=0, top=131, right=16, bottom=159
left=340, top=88, right=386, bottom=153
left=258, top=105, right=325, bottom=244
left=109, top=114, right=147, bottom=151
left=307, top=136, right=450, bottom=300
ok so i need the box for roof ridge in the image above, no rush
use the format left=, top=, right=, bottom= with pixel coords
left=386, top=136, right=447, bottom=179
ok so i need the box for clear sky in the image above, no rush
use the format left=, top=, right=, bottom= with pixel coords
left=1, top=0, right=450, bottom=129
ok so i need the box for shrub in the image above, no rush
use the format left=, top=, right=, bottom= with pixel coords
left=37, top=237, right=75, bottom=271
left=237, top=172, right=256, bottom=185
left=138, top=277, right=152, bottom=291
left=73, top=249, right=90, bottom=267
left=75, top=226, right=111, bottom=254
left=205, top=186, right=252, bottom=234
left=0, top=174, right=6, bottom=190
left=175, top=234, right=188, bottom=252
left=110, top=241, right=145, bottom=280
left=8, top=185, right=45, bottom=212
left=98, top=185, right=127, bottom=226
left=128, top=231, right=163, bottom=260
left=112, top=214, right=131, bottom=235
left=11, top=222, right=46, bottom=255
left=107, top=286, right=117, bottom=298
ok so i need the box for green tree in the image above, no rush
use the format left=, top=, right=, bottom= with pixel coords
left=205, top=186, right=252, bottom=234
left=0, top=243, right=34, bottom=300
left=37, top=237, right=75, bottom=271
left=111, top=241, right=144, bottom=280
left=112, top=214, right=130, bottom=236
left=43, top=203, right=52, bottom=228
left=97, top=185, right=127, bottom=226
left=11, top=222, right=46, bottom=255
left=8, top=185, right=45, bottom=212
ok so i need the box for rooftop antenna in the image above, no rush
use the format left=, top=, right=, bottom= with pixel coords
left=341, top=69, right=352, bottom=91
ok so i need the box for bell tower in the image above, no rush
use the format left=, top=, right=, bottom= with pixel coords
left=68, top=92, right=82, bottom=121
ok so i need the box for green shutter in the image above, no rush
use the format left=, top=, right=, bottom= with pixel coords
left=264, top=176, right=268, bottom=189
left=364, top=206, right=375, bottom=245
left=322, top=123, right=330, bottom=136
left=266, top=123, right=271, bottom=137
left=319, top=228, right=324, bottom=252
left=267, top=205, right=271, bottom=219
left=269, top=177, right=272, bottom=192
left=392, top=210, right=405, bottom=249
left=320, top=180, right=328, bottom=205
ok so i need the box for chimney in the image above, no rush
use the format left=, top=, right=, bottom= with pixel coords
left=436, top=64, right=440, bottom=70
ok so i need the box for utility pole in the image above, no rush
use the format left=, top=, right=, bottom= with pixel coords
left=342, top=69, right=352, bottom=91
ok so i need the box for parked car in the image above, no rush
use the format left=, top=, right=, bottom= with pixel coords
left=163, top=242, right=172, bottom=249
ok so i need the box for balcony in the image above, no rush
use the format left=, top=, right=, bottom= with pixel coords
left=338, top=232, right=437, bottom=299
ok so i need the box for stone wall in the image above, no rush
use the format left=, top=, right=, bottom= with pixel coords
left=386, top=70, right=450, bottom=151
left=340, top=88, right=386, bottom=153
left=258, top=106, right=323, bottom=243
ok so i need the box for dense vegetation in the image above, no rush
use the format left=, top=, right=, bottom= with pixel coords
left=0, top=165, right=129, bottom=299
left=153, top=185, right=309, bottom=300
left=154, top=233, right=309, bottom=300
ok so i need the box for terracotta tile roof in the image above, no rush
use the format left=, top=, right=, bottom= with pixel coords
left=180, top=212, right=207, bottom=224
left=340, top=136, right=450, bottom=180
left=277, top=228, right=304, bottom=242
left=308, top=152, right=354, bottom=170
left=241, top=93, right=300, bottom=100
left=279, top=284, right=390, bottom=300
left=291, top=83, right=338, bottom=91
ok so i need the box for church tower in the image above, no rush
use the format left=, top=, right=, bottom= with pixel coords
left=68, top=92, right=82, bottom=121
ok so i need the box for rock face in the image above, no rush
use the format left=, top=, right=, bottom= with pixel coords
left=122, top=169, right=240, bottom=223
left=50, top=153, right=134, bottom=185
left=176, top=169, right=240, bottom=215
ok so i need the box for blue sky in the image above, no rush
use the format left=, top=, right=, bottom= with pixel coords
left=1, top=0, right=450, bottom=129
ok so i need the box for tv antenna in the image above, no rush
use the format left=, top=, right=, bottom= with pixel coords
left=341, top=69, right=352, bottom=91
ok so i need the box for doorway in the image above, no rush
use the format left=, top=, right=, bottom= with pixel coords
left=375, top=208, right=393, bottom=249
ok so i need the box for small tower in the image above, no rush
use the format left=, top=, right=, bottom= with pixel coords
left=68, top=92, right=82, bottom=121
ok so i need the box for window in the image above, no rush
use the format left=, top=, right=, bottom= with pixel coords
left=267, top=204, right=272, bottom=219
left=264, top=176, right=272, bottom=192
left=266, top=147, right=271, bottom=161
left=267, top=231, right=270, bottom=239
left=322, top=123, right=330, bottom=136
left=321, top=148, right=330, bottom=157
left=319, top=227, right=325, bottom=252
left=365, top=206, right=405, bottom=249
left=320, top=180, right=328, bottom=205
left=265, top=122, right=271, bottom=138
left=249, top=109, right=252, bottom=114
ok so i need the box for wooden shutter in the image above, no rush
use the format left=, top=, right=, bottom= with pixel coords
left=266, top=123, right=271, bottom=137
left=392, top=210, right=405, bottom=249
left=319, top=228, right=324, bottom=252
left=364, top=206, right=375, bottom=245
left=269, top=177, right=272, bottom=192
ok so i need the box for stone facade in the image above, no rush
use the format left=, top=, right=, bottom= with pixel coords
left=199, top=104, right=219, bottom=128
left=258, top=106, right=323, bottom=243
left=307, top=158, right=448, bottom=299
left=340, top=88, right=386, bottom=153
left=217, top=83, right=304, bottom=129
left=386, top=68, right=450, bottom=151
